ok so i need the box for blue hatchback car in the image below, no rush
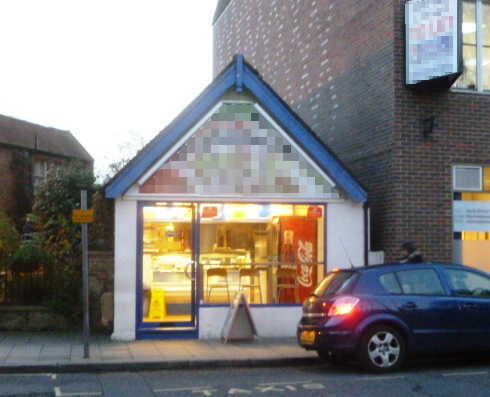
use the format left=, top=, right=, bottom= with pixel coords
left=297, top=263, right=490, bottom=372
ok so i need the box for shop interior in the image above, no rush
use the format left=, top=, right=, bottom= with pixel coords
left=141, top=203, right=325, bottom=324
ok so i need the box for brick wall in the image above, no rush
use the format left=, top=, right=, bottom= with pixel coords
left=0, top=147, right=20, bottom=219
left=214, top=0, right=397, bottom=252
left=391, top=0, right=490, bottom=262
left=215, top=0, right=490, bottom=263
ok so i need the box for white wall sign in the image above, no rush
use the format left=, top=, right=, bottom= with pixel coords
left=453, top=201, right=490, bottom=232
left=406, top=0, right=460, bottom=85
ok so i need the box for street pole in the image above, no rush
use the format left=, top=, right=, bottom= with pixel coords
left=81, top=190, right=90, bottom=359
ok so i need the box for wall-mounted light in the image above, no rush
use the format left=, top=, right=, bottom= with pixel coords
left=422, top=116, right=437, bottom=136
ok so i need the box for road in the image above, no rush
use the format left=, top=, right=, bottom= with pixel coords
left=2, top=357, right=490, bottom=397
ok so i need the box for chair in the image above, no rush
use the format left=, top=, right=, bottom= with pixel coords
left=238, top=268, right=262, bottom=303
left=206, top=268, right=230, bottom=303
left=276, top=267, right=299, bottom=303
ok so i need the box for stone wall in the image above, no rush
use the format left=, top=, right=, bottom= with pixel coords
left=0, top=306, right=69, bottom=331
left=0, top=251, right=114, bottom=332
left=89, top=250, right=114, bottom=331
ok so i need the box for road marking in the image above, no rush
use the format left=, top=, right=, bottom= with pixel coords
left=154, top=386, right=213, bottom=392
left=0, top=373, right=55, bottom=378
left=442, top=371, right=488, bottom=377
left=353, top=375, right=406, bottom=381
left=258, top=380, right=314, bottom=386
left=54, top=387, right=102, bottom=397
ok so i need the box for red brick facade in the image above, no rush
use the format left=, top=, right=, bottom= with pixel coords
left=214, top=0, right=490, bottom=262
left=0, top=147, right=17, bottom=218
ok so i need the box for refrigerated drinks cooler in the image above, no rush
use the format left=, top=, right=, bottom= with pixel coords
left=279, top=216, right=318, bottom=302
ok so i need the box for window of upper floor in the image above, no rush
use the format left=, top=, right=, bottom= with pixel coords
left=32, top=159, right=60, bottom=193
left=453, top=0, right=490, bottom=92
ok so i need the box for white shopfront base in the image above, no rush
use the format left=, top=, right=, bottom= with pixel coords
left=199, top=305, right=303, bottom=339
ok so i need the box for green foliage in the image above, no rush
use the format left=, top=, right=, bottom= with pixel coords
left=0, top=212, right=20, bottom=269
left=32, top=161, right=94, bottom=323
left=9, top=239, right=51, bottom=273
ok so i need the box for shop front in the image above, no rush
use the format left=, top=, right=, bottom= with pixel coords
left=106, top=55, right=367, bottom=340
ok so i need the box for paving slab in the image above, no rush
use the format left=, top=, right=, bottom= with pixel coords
left=0, top=332, right=318, bottom=373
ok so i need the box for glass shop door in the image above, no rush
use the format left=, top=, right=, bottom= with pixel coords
left=139, top=203, right=197, bottom=332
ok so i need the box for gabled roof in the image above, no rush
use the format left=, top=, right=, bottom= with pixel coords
left=105, top=55, right=367, bottom=202
left=0, top=114, right=92, bottom=161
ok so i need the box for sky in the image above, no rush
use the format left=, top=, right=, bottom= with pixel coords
left=0, top=0, right=216, bottom=179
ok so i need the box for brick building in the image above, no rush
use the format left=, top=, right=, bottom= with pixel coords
left=0, top=114, right=93, bottom=223
left=213, top=0, right=490, bottom=269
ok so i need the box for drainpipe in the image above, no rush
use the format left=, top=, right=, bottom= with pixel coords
left=363, top=202, right=370, bottom=266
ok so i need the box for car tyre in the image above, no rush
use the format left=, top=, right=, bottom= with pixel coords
left=358, top=325, right=406, bottom=372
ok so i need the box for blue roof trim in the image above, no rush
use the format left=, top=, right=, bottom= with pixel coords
left=106, top=55, right=367, bottom=202
left=242, top=66, right=367, bottom=202
left=235, top=54, right=244, bottom=93
left=106, top=65, right=236, bottom=198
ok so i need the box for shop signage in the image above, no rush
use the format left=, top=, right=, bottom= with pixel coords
left=307, top=206, right=322, bottom=219
left=453, top=201, right=490, bottom=232
left=72, top=209, right=94, bottom=224
left=221, top=292, right=257, bottom=343
left=405, top=0, right=461, bottom=87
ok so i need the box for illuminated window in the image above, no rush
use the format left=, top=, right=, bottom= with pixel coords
left=485, top=167, right=490, bottom=190
left=454, top=0, right=490, bottom=92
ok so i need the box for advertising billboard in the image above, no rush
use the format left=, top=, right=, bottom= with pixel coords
left=406, top=0, right=461, bottom=87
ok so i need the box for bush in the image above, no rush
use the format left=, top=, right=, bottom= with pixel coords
left=9, top=240, right=51, bottom=273
left=32, top=162, right=94, bottom=323
left=0, top=212, right=20, bottom=270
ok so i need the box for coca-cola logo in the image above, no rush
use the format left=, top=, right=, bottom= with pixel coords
left=297, top=240, right=313, bottom=287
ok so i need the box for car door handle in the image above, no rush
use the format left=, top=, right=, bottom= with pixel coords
left=401, top=302, right=418, bottom=310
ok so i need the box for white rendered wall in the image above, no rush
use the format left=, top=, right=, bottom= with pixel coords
left=327, top=201, right=365, bottom=270
left=112, top=199, right=138, bottom=341
left=199, top=306, right=303, bottom=339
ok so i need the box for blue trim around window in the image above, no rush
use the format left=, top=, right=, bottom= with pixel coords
left=135, top=201, right=199, bottom=339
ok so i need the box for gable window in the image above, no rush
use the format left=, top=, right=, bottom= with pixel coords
left=454, top=0, right=490, bottom=92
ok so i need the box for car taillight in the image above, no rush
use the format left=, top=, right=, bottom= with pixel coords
left=327, top=296, right=360, bottom=316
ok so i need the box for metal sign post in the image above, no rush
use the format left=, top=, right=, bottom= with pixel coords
left=81, top=190, right=90, bottom=359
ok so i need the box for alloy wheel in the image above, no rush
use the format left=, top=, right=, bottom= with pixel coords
left=367, top=330, right=401, bottom=368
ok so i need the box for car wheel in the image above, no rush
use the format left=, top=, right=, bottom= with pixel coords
left=358, top=325, right=406, bottom=372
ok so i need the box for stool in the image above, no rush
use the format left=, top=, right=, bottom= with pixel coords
left=206, top=268, right=230, bottom=303
left=238, top=268, right=262, bottom=303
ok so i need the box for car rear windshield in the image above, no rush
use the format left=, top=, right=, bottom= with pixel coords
left=313, top=271, right=358, bottom=297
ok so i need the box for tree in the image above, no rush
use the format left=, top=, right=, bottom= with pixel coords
left=32, top=161, right=95, bottom=322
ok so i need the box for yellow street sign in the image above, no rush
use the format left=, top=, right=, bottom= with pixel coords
left=72, top=209, right=94, bottom=223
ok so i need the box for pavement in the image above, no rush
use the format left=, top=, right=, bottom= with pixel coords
left=0, top=332, right=318, bottom=374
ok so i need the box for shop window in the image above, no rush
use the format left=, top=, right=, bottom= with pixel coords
left=200, top=203, right=325, bottom=305
left=484, top=166, right=490, bottom=190
left=454, top=0, right=490, bottom=92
